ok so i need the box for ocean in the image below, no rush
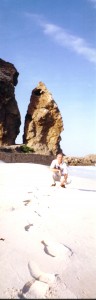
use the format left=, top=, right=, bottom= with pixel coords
left=0, top=160, right=96, bottom=180
left=68, top=166, right=96, bottom=180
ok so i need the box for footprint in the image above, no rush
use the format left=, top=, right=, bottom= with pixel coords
left=41, top=239, right=73, bottom=258
left=22, top=279, right=35, bottom=294
left=0, top=238, right=5, bottom=241
left=61, top=243, right=73, bottom=256
left=41, top=240, right=55, bottom=257
left=20, top=281, right=49, bottom=299
left=24, top=224, right=33, bottom=231
left=23, top=200, right=31, bottom=206
left=18, top=261, right=59, bottom=299
left=28, top=260, right=56, bottom=284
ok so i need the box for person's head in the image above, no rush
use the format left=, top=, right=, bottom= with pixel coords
left=57, top=153, right=63, bottom=164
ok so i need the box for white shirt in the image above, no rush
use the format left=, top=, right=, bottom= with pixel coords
left=50, top=159, right=68, bottom=175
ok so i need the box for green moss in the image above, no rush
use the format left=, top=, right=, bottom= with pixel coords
left=20, top=145, right=34, bottom=153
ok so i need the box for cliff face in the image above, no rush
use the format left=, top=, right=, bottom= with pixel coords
left=0, top=58, right=21, bottom=145
left=23, top=82, right=64, bottom=155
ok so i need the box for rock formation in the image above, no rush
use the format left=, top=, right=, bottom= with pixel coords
left=0, top=58, right=21, bottom=145
left=23, top=82, right=64, bottom=155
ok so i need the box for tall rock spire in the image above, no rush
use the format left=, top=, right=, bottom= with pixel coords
left=0, top=58, right=21, bottom=145
left=23, top=81, right=64, bottom=155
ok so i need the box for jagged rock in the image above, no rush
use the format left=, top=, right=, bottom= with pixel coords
left=0, top=58, right=21, bottom=145
left=23, top=82, right=64, bottom=155
left=64, top=154, right=96, bottom=166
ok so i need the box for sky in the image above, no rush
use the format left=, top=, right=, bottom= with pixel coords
left=0, top=0, right=96, bottom=156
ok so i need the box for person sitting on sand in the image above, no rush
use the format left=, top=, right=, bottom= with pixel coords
left=50, top=152, right=68, bottom=188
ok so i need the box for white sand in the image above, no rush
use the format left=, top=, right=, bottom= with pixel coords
left=0, top=163, right=96, bottom=299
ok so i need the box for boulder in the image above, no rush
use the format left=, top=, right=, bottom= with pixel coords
left=23, top=82, right=64, bottom=155
left=0, top=58, right=21, bottom=145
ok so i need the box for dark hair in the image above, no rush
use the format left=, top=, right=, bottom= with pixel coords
left=57, top=152, right=63, bottom=156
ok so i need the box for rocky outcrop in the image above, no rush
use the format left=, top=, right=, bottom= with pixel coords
left=64, top=154, right=96, bottom=166
left=0, top=147, right=96, bottom=166
left=23, top=82, right=64, bottom=155
left=0, top=58, right=21, bottom=145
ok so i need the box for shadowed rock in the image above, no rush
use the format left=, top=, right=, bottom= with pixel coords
left=23, top=81, right=64, bottom=155
left=0, top=58, right=21, bottom=145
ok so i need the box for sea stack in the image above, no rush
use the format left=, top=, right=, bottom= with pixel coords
left=23, top=81, right=64, bottom=155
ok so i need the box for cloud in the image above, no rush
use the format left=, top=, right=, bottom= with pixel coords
left=88, top=0, right=96, bottom=8
left=25, top=13, right=96, bottom=64
left=42, top=23, right=96, bottom=64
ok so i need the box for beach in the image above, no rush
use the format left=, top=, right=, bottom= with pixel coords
left=0, top=162, right=96, bottom=299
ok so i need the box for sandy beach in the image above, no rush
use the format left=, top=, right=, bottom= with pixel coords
left=0, top=162, right=96, bottom=299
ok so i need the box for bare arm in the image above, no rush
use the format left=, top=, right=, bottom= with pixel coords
left=50, top=168, right=61, bottom=175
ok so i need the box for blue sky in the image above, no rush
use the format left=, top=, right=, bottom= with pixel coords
left=0, top=0, right=96, bottom=156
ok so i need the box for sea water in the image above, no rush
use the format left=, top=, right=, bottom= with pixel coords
left=68, top=166, right=96, bottom=180
left=0, top=160, right=96, bottom=180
